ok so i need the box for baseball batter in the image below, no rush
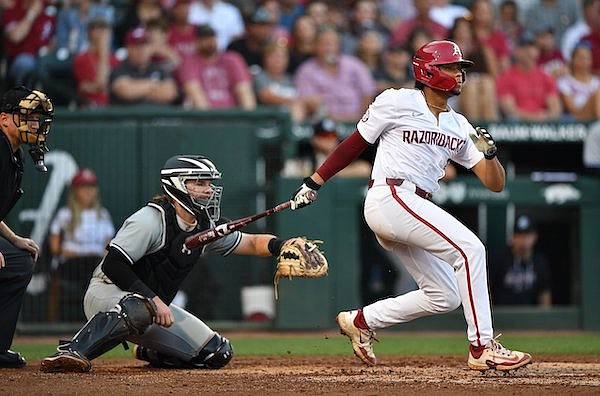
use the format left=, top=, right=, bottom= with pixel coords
left=40, top=155, right=298, bottom=373
left=291, top=40, right=532, bottom=372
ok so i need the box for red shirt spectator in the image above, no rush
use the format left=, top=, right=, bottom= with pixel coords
left=73, top=51, right=120, bottom=106
left=2, top=0, right=55, bottom=59
left=167, top=0, right=198, bottom=60
left=389, top=0, right=446, bottom=46
left=580, top=30, right=600, bottom=75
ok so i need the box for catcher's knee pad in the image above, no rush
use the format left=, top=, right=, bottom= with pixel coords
left=190, top=333, right=233, bottom=369
left=117, top=293, right=157, bottom=335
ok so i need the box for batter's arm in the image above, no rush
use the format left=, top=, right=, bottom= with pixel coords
left=471, top=157, right=505, bottom=192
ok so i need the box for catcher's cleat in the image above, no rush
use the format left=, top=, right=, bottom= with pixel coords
left=336, top=310, right=378, bottom=365
left=40, top=350, right=92, bottom=373
left=467, top=336, right=532, bottom=372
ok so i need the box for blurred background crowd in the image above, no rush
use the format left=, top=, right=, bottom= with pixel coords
left=1, top=0, right=599, bottom=124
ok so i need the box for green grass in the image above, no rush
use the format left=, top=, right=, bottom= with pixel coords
left=13, top=332, right=600, bottom=361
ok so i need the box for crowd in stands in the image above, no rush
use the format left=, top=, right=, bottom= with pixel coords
left=1, top=0, right=599, bottom=123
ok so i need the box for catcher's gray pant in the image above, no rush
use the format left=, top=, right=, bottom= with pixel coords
left=83, top=275, right=215, bottom=362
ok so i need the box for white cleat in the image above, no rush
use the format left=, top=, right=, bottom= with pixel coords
left=468, top=336, right=532, bottom=372
left=336, top=310, right=378, bottom=365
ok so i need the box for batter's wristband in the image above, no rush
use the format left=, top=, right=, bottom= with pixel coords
left=268, top=237, right=286, bottom=256
left=304, top=176, right=321, bottom=190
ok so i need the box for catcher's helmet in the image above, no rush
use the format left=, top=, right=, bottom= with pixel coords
left=412, top=40, right=474, bottom=92
left=160, top=155, right=223, bottom=221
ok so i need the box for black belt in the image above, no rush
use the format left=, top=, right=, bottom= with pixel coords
left=368, top=178, right=432, bottom=200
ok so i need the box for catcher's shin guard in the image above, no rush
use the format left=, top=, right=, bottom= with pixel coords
left=61, top=294, right=156, bottom=360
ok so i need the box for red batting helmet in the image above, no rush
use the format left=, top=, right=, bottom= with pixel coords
left=412, top=40, right=474, bottom=92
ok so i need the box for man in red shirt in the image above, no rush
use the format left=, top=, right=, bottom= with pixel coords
left=2, top=0, right=56, bottom=87
left=73, top=16, right=120, bottom=107
left=496, top=34, right=562, bottom=121
left=177, top=24, right=256, bottom=110
left=167, top=0, right=198, bottom=61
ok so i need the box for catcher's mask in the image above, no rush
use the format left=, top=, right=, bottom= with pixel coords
left=1, top=86, right=54, bottom=172
left=160, top=155, right=223, bottom=222
left=412, top=40, right=473, bottom=92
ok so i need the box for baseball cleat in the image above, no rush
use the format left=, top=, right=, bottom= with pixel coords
left=336, top=310, right=378, bottom=365
left=40, top=351, right=92, bottom=373
left=468, top=337, right=532, bottom=372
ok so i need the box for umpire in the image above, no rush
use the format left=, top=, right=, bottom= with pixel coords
left=0, top=86, right=54, bottom=368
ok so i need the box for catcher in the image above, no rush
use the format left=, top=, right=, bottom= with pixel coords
left=41, top=155, right=327, bottom=373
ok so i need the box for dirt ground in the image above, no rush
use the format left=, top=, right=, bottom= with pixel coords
left=1, top=353, right=598, bottom=395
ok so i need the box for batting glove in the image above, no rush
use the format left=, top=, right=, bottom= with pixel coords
left=290, top=177, right=320, bottom=210
left=469, top=127, right=497, bottom=160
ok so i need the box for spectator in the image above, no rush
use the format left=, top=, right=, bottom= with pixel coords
left=378, top=0, right=416, bottom=32
left=496, top=33, right=562, bottom=122
left=372, top=42, right=413, bottom=93
left=227, top=6, right=277, bottom=74
left=287, top=14, right=316, bottom=75
left=470, top=0, right=511, bottom=75
left=281, top=118, right=372, bottom=178
left=2, top=0, right=56, bottom=88
left=354, top=29, right=384, bottom=74
left=146, top=17, right=182, bottom=74
left=429, top=0, right=469, bottom=30
left=110, top=27, right=179, bottom=106
left=167, top=0, right=198, bottom=60
left=47, top=168, right=115, bottom=322
left=580, top=8, right=600, bottom=75
left=497, top=0, right=524, bottom=52
left=490, top=215, right=552, bottom=307
left=448, top=17, right=499, bottom=121
left=114, top=0, right=164, bottom=49
left=389, top=0, right=447, bottom=47
left=253, top=41, right=320, bottom=122
left=277, top=0, right=304, bottom=35
left=524, top=0, right=581, bottom=48
left=535, top=28, right=568, bottom=79
left=294, top=26, right=376, bottom=123
left=73, top=16, right=119, bottom=108
left=340, top=0, right=389, bottom=56
left=188, top=0, right=245, bottom=51
left=561, top=0, right=600, bottom=62
left=556, top=41, right=600, bottom=121
left=177, top=24, right=256, bottom=110
left=405, top=27, right=433, bottom=80
left=304, top=0, right=328, bottom=29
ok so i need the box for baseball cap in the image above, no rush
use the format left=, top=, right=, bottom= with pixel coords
left=124, top=27, right=149, bottom=46
left=196, top=24, right=216, bottom=38
left=249, top=6, right=276, bottom=24
left=312, top=118, right=338, bottom=138
left=517, top=32, right=536, bottom=47
left=71, top=168, right=98, bottom=187
left=514, top=215, right=536, bottom=234
left=0, top=86, right=31, bottom=113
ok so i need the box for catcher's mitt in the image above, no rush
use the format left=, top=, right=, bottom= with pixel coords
left=274, top=237, right=328, bottom=299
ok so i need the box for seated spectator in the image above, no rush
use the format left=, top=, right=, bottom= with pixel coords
left=47, top=168, right=115, bottom=322
left=110, top=27, right=179, bottom=106
left=294, top=26, right=376, bottom=123
left=470, top=0, right=511, bottom=75
left=556, top=41, right=600, bottom=121
left=497, top=0, right=524, bottom=52
left=146, top=17, right=182, bottom=74
left=2, top=0, right=56, bottom=88
left=287, top=14, right=316, bottom=75
left=253, top=41, right=320, bottom=122
left=523, top=0, right=580, bottom=48
left=340, top=0, right=389, bottom=56
left=73, top=16, right=119, bottom=108
left=277, top=0, right=305, bottom=35
left=561, top=0, right=600, bottom=62
left=114, top=0, right=164, bottom=48
left=354, top=29, right=384, bottom=74
left=167, top=0, right=198, bottom=60
left=372, top=42, right=413, bottom=93
left=429, top=0, right=468, bottom=30
left=304, top=0, right=329, bottom=30
left=188, top=0, right=245, bottom=51
left=496, top=33, right=562, bottom=122
left=281, top=118, right=372, bottom=178
left=177, top=24, right=256, bottom=110
left=579, top=13, right=600, bottom=75
left=227, top=6, right=278, bottom=74
left=448, top=16, right=499, bottom=121
left=535, top=28, right=568, bottom=79
left=389, top=0, right=446, bottom=47
left=489, top=215, right=552, bottom=307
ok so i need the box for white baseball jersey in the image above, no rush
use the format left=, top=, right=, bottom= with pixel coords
left=357, top=88, right=484, bottom=193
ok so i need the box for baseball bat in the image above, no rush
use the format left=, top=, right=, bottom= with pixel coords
left=182, top=191, right=316, bottom=252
